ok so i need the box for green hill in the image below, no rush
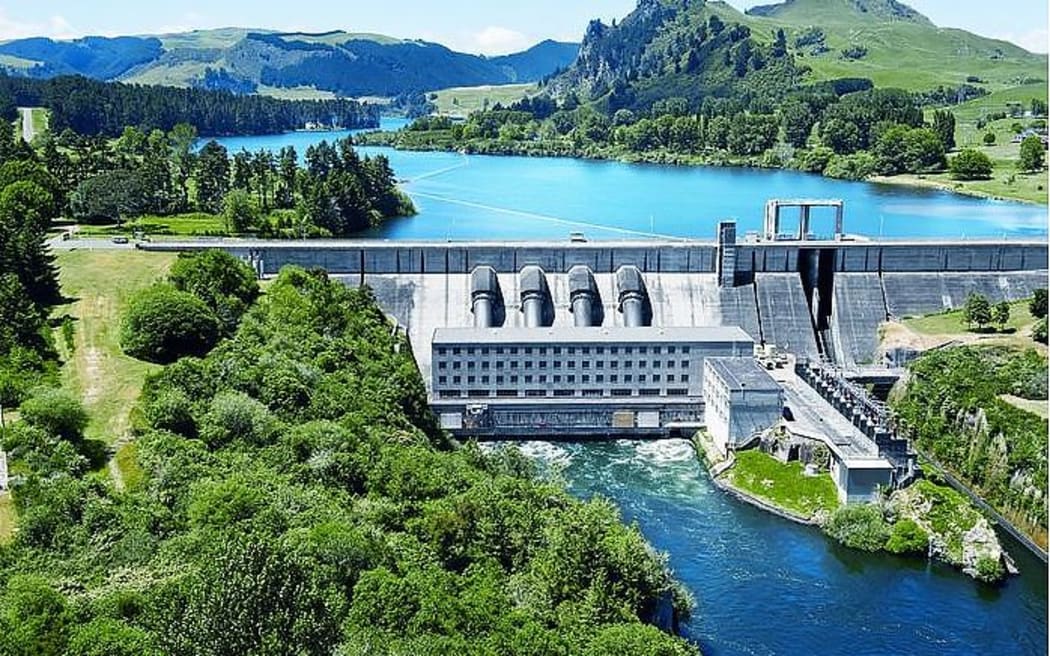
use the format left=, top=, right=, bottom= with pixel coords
left=551, top=0, right=1045, bottom=111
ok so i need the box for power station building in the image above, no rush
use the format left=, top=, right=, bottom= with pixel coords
left=430, top=326, right=755, bottom=437
left=702, top=357, right=784, bottom=456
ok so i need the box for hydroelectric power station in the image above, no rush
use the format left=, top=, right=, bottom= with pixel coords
left=143, top=200, right=1049, bottom=503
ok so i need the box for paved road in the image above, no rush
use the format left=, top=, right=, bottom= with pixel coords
left=19, top=107, right=35, bottom=143
left=48, top=236, right=136, bottom=251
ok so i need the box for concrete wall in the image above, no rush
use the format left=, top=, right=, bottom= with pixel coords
left=145, top=240, right=1047, bottom=276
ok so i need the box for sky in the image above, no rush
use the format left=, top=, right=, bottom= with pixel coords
left=0, top=1, right=1046, bottom=54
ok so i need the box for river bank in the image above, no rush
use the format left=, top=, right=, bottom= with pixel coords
left=357, top=129, right=1048, bottom=206
left=690, top=431, right=1010, bottom=582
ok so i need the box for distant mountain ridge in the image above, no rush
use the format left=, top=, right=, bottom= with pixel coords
left=0, top=30, right=580, bottom=97
left=548, top=0, right=1046, bottom=111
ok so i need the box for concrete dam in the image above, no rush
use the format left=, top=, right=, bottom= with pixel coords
left=147, top=224, right=1048, bottom=380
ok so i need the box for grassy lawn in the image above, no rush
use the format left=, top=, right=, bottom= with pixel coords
left=76, top=213, right=228, bottom=238
left=904, top=299, right=1036, bottom=336
left=725, top=450, right=839, bottom=518
left=1000, top=394, right=1049, bottom=419
left=432, top=83, right=539, bottom=117
left=0, top=493, right=14, bottom=543
left=54, top=250, right=176, bottom=447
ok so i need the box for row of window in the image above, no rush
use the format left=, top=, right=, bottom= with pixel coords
left=435, top=345, right=692, bottom=357
left=437, top=373, right=690, bottom=386
left=437, top=359, right=692, bottom=371
left=437, top=388, right=690, bottom=399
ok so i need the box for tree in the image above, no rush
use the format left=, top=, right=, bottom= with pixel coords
left=821, top=118, right=862, bottom=154
left=194, top=141, right=231, bottom=213
left=66, top=619, right=162, bottom=656
left=772, top=28, right=788, bottom=58
left=1030, top=288, right=1047, bottom=319
left=120, top=284, right=221, bottom=364
left=962, top=292, right=992, bottom=330
left=221, top=188, right=261, bottom=234
left=992, top=301, right=1011, bottom=330
left=949, top=149, right=993, bottom=180
left=902, top=127, right=946, bottom=172
left=68, top=170, right=149, bottom=224
left=169, top=249, right=260, bottom=334
left=983, top=132, right=996, bottom=146
left=1019, top=135, right=1045, bottom=172
left=1032, top=98, right=1048, bottom=117
left=1034, top=318, right=1048, bottom=344
left=931, top=109, right=956, bottom=149
left=18, top=388, right=88, bottom=443
left=780, top=99, right=815, bottom=148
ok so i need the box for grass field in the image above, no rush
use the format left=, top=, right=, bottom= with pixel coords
left=76, top=213, right=228, bottom=237
left=904, top=299, right=1036, bottom=336
left=54, top=250, right=176, bottom=448
left=432, top=83, right=539, bottom=117
left=873, top=168, right=1047, bottom=204
left=257, top=84, right=338, bottom=100
left=725, top=450, right=840, bottom=518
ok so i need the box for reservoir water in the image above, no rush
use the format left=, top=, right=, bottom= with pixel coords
left=209, top=119, right=1049, bottom=241
left=210, top=123, right=1049, bottom=654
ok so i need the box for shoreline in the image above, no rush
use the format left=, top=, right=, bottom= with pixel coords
left=357, top=131, right=1048, bottom=207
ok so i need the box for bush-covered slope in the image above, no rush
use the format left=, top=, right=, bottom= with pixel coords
left=891, top=346, right=1048, bottom=547
left=0, top=266, right=696, bottom=655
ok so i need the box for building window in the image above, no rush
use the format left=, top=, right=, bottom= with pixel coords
left=639, top=347, right=647, bottom=354
left=480, top=347, right=489, bottom=355
left=596, top=361, right=604, bottom=369
left=638, top=361, right=646, bottom=368
left=596, top=347, right=605, bottom=355
left=438, top=362, right=447, bottom=370
left=467, top=376, right=476, bottom=383
left=511, top=361, right=519, bottom=369
left=497, top=389, right=517, bottom=397
left=624, top=361, right=632, bottom=369
left=568, top=360, right=576, bottom=368
left=496, top=376, right=505, bottom=384
left=539, top=347, right=547, bottom=355
left=667, top=388, right=688, bottom=396
left=439, top=390, right=461, bottom=398
left=468, top=389, right=488, bottom=397
left=639, top=388, right=659, bottom=396
left=567, top=375, right=576, bottom=383
left=525, top=347, right=533, bottom=355
left=539, top=375, right=547, bottom=383
left=667, top=346, right=675, bottom=354
left=582, top=361, right=590, bottom=369
left=666, top=375, right=675, bottom=383
left=539, top=361, right=548, bottom=369
left=553, top=347, right=562, bottom=355
left=496, top=347, right=505, bottom=355
left=596, top=375, right=604, bottom=383
left=638, top=374, right=646, bottom=383
left=436, top=347, right=447, bottom=356
left=481, top=376, right=490, bottom=384
left=653, top=374, right=661, bottom=382
left=653, top=360, right=661, bottom=368
left=582, top=347, right=590, bottom=355
left=681, top=360, right=689, bottom=368
left=625, top=347, right=633, bottom=355
left=510, top=375, right=519, bottom=383
left=612, top=389, right=632, bottom=397
left=582, top=375, right=590, bottom=383
left=554, top=389, right=574, bottom=397
left=452, top=347, right=461, bottom=355
left=510, top=347, right=519, bottom=355
left=525, top=361, right=533, bottom=369
left=610, top=347, right=619, bottom=355
left=453, top=376, right=461, bottom=384
left=624, top=375, right=633, bottom=383
left=568, top=347, right=576, bottom=355
left=681, top=375, right=690, bottom=382
left=525, top=389, right=546, bottom=397
left=668, top=360, right=675, bottom=368
left=496, top=361, right=504, bottom=370
left=682, top=347, right=690, bottom=354
left=582, top=389, right=603, bottom=397
left=610, top=375, right=619, bottom=383
left=524, top=375, right=533, bottom=384
left=453, top=362, right=462, bottom=370
left=467, top=361, right=475, bottom=369
left=611, top=361, right=619, bottom=369
left=438, top=376, right=447, bottom=384
left=554, top=361, right=562, bottom=369
left=553, top=375, right=561, bottom=383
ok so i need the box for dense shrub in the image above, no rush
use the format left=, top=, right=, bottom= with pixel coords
left=884, top=518, right=929, bottom=554
left=949, top=149, right=994, bottom=180
left=824, top=504, right=890, bottom=551
left=120, top=284, right=220, bottom=364
left=17, top=388, right=88, bottom=443
left=168, top=250, right=260, bottom=334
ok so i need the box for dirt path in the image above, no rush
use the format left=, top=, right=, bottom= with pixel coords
left=19, top=107, right=34, bottom=143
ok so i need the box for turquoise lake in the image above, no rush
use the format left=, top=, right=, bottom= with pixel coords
left=210, top=123, right=1049, bottom=655
left=208, top=118, right=1049, bottom=242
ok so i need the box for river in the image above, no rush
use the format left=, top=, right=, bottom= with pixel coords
left=209, top=123, right=1049, bottom=655
left=208, top=118, right=1049, bottom=241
